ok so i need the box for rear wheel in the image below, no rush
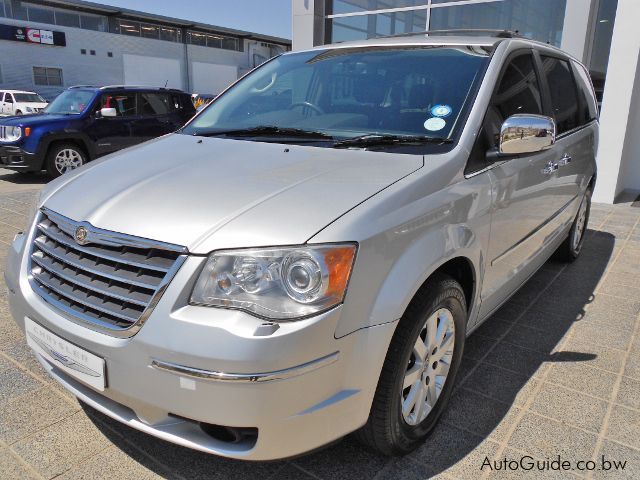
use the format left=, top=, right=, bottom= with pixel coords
left=355, top=274, right=466, bottom=455
left=558, top=187, right=591, bottom=262
left=45, top=143, right=87, bottom=178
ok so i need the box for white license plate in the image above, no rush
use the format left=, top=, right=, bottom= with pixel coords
left=25, top=318, right=106, bottom=391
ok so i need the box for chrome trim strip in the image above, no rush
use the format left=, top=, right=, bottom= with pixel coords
left=28, top=255, right=188, bottom=338
left=31, top=270, right=140, bottom=323
left=37, top=221, right=172, bottom=273
left=41, top=207, right=187, bottom=253
left=33, top=238, right=159, bottom=290
left=28, top=209, right=189, bottom=338
left=31, top=254, right=150, bottom=307
left=151, top=351, right=340, bottom=383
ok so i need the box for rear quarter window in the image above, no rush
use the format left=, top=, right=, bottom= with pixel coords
left=572, top=61, right=598, bottom=123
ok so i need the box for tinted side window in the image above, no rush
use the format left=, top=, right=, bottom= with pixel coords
left=101, top=93, right=137, bottom=116
left=540, top=56, right=580, bottom=134
left=466, top=53, right=543, bottom=174
left=138, top=93, right=170, bottom=116
left=493, top=54, right=543, bottom=122
left=6, top=94, right=13, bottom=103
left=573, top=61, right=598, bottom=124
left=171, top=94, right=196, bottom=114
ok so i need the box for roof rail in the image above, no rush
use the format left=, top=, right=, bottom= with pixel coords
left=69, top=85, right=98, bottom=89
left=99, top=85, right=185, bottom=92
left=374, top=29, right=522, bottom=40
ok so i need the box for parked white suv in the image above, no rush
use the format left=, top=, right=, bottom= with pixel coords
left=0, top=90, right=48, bottom=116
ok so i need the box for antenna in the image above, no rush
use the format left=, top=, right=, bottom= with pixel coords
left=164, top=80, right=168, bottom=88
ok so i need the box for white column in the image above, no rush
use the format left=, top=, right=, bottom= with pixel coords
left=292, top=0, right=325, bottom=51
left=561, top=0, right=596, bottom=62
left=592, top=0, right=640, bottom=203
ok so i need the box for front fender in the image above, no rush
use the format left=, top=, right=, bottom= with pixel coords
left=310, top=165, right=493, bottom=339
left=33, top=130, right=96, bottom=160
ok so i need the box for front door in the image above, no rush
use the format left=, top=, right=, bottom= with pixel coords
left=477, top=51, right=566, bottom=320
left=86, top=92, right=138, bottom=156
left=131, top=92, right=175, bottom=145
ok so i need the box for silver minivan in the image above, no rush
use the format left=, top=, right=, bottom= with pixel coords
left=5, top=31, right=597, bottom=460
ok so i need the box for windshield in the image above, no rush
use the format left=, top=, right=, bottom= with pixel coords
left=44, top=90, right=94, bottom=115
left=13, top=93, right=46, bottom=103
left=182, top=46, right=490, bottom=148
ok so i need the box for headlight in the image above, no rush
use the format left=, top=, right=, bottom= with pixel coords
left=190, top=244, right=357, bottom=319
left=26, top=107, right=34, bottom=113
left=0, top=126, right=22, bottom=142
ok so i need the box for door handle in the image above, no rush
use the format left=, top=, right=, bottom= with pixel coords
left=541, top=160, right=558, bottom=175
left=558, top=154, right=572, bottom=166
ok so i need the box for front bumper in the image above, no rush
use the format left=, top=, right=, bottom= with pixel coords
left=0, top=144, right=43, bottom=171
left=5, top=230, right=396, bottom=460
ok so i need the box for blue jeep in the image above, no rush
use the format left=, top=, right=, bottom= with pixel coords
left=0, top=86, right=195, bottom=178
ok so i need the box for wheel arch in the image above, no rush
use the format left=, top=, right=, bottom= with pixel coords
left=41, top=133, right=95, bottom=162
left=336, top=225, right=482, bottom=339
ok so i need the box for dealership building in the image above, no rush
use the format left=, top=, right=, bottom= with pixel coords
left=293, top=0, right=640, bottom=203
left=0, top=0, right=290, bottom=99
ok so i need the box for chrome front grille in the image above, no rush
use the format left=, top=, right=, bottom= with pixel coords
left=29, top=208, right=187, bottom=337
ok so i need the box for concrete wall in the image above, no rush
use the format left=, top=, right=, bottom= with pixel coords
left=592, top=0, right=640, bottom=203
left=292, top=0, right=324, bottom=50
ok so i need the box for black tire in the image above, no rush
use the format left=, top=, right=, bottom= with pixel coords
left=355, top=273, right=467, bottom=456
left=45, top=142, right=87, bottom=178
left=558, top=187, right=592, bottom=262
left=15, top=110, right=22, bottom=115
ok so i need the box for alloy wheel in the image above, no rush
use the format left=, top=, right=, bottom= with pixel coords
left=54, top=149, right=83, bottom=174
left=401, top=308, right=455, bottom=426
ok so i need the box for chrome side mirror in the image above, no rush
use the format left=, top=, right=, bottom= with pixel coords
left=499, top=114, right=556, bottom=155
left=100, top=107, right=117, bottom=118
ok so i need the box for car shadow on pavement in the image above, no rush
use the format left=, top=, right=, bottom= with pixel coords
left=0, top=170, right=48, bottom=185
left=82, top=229, right=616, bottom=479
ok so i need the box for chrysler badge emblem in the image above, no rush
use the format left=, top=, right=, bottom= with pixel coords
left=74, top=226, right=88, bottom=245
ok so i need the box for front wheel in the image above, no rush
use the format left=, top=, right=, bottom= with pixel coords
left=46, top=143, right=87, bottom=178
left=15, top=110, right=22, bottom=115
left=355, top=274, right=466, bottom=456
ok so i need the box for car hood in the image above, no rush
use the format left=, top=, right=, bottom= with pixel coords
left=41, top=134, right=423, bottom=253
left=19, top=102, right=49, bottom=109
left=0, top=113, right=74, bottom=126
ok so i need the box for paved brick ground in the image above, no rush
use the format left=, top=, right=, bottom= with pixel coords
left=0, top=168, right=638, bottom=479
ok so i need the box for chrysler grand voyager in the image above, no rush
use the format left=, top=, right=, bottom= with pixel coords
left=5, top=32, right=597, bottom=460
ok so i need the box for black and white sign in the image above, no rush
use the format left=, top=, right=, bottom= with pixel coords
left=0, top=23, right=66, bottom=46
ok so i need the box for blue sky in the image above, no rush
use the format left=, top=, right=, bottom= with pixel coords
left=99, top=0, right=292, bottom=39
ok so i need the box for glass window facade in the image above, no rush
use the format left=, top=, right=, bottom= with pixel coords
left=0, top=1, right=274, bottom=52
left=328, top=0, right=423, bottom=15
left=187, top=31, right=240, bottom=51
left=117, top=19, right=184, bottom=43
left=2, top=2, right=108, bottom=31
left=327, top=0, right=566, bottom=46
left=429, top=0, right=565, bottom=45
left=33, top=66, right=63, bottom=86
left=588, top=0, right=618, bottom=104
left=329, top=9, right=427, bottom=41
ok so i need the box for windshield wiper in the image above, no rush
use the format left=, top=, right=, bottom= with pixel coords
left=195, top=126, right=334, bottom=140
left=333, top=134, right=453, bottom=148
